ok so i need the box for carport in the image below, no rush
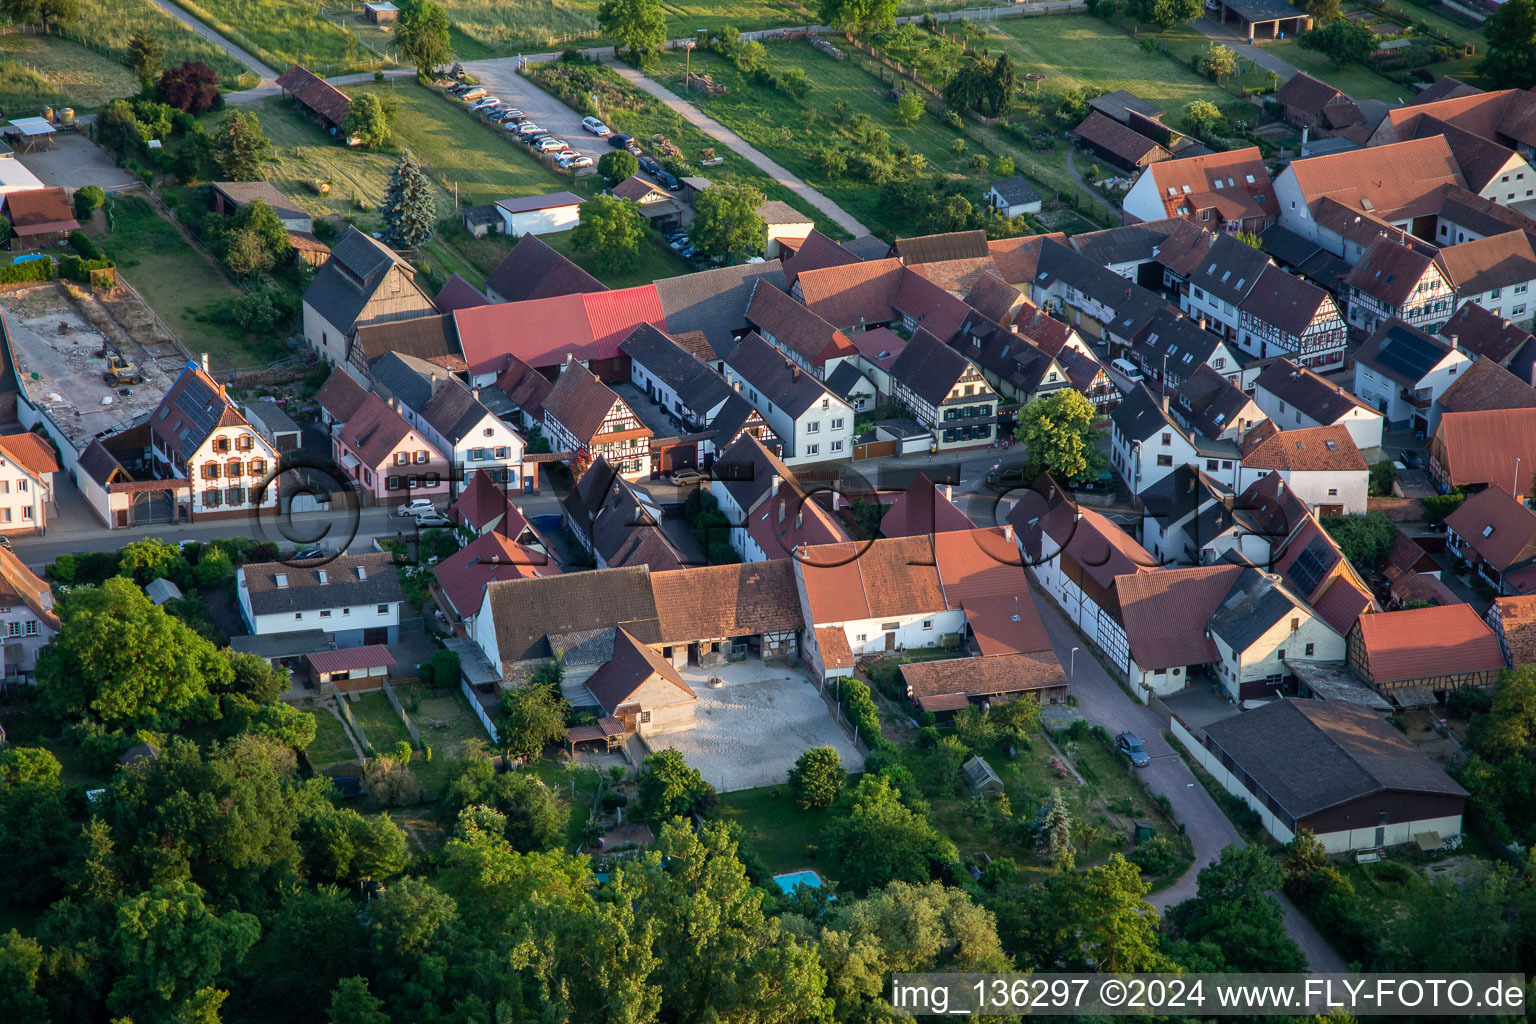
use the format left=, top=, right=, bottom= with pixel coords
left=1212, top=0, right=1313, bottom=42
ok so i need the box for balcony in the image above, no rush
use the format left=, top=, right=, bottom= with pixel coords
left=1400, top=387, right=1432, bottom=410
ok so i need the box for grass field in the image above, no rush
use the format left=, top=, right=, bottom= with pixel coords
left=720, top=783, right=838, bottom=875
left=0, top=33, right=139, bottom=113
left=167, top=0, right=383, bottom=74
left=438, top=0, right=811, bottom=54
left=304, top=704, right=359, bottom=765
left=347, top=692, right=412, bottom=753
left=72, top=0, right=255, bottom=86
left=1265, top=40, right=1412, bottom=104
left=101, top=196, right=283, bottom=371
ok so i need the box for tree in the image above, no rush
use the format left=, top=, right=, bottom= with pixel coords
left=1147, top=0, right=1201, bottom=27
left=36, top=577, right=229, bottom=729
left=216, top=198, right=291, bottom=277
left=990, top=695, right=1041, bottom=743
left=394, top=0, right=452, bottom=74
left=213, top=110, right=272, bottom=181
left=1472, top=666, right=1536, bottom=760
left=817, top=0, right=897, bottom=33
left=1302, top=0, right=1340, bottom=19
left=223, top=228, right=277, bottom=277
left=822, top=775, right=957, bottom=894
left=0, top=746, right=61, bottom=788
left=0, top=0, right=78, bottom=34
left=1321, top=511, right=1395, bottom=568
left=0, top=930, right=48, bottom=1024
left=1481, top=0, right=1536, bottom=89
left=942, top=54, right=990, bottom=114
left=788, top=746, right=845, bottom=809
left=345, top=93, right=393, bottom=150
left=1165, top=844, right=1306, bottom=972
left=118, top=537, right=180, bottom=583
left=894, top=89, right=925, bottom=127
left=689, top=182, right=767, bottom=263
left=1183, top=98, right=1224, bottom=137
left=74, top=183, right=105, bottom=222
left=597, top=147, right=639, bottom=182
left=1014, top=388, right=1107, bottom=482
left=328, top=977, right=389, bottom=1024
left=1235, top=229, right=1263, bottom=249
left=1299, top=16, right=1375, bottom=69
left=126, top=27, right=166, bottom=80
left=1037, top=787, right=1075, bottom=869
left=497, top=681, right=568, bottom=761
left=987, top=52, right=1016, bottom=117
left=1201, top=43, right=1238, bottom=85
left=156, top=62, right=221, bottom=113
left=638, top=748, right=715, bottom=820
left=597, top=0, right=667, bottom=63
left=571, top=193, right=647, bottom=274
left=381, top=149, right=437, bottom=248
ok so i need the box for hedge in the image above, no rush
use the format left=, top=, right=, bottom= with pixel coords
left=69, top=230, right=105, bottom=261
left=0, top=259, right=54, bottom=284
left=59, top=254, right=112, bottom=283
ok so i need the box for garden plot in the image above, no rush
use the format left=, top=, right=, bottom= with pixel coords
left=346, top=691, right=412, bottom=754
left=303, top=702, right=361, bottom=766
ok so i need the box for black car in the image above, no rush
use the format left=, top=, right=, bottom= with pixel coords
left=1117, top=732, right=1151, bottom=768
left=655, top=169, right=681, bottom=191
left=637, top=154, right=662, bottom=175
left=1399, top=449, right=1423, bottom=469
left=984, top=463, right=1027, bottom=492
left=609, top=132, right=635, bottom=149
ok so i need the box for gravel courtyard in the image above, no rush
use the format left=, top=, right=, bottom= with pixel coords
left=650, top=661, right=865, bottom=793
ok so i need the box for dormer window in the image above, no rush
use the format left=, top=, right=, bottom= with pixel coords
left=317, top=570, right=328, bottom=583
left=275, top=574, right=288, bottom=588
left=356, top=566, right=368, bottom=581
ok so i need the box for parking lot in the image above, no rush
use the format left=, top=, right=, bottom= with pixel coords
left=457, top=58, right=610, bottom=170
left=649, top=661, right=864, bottom=793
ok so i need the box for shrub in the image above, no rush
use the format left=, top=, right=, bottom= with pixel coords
left=0, top=259, right=54, bottom=285
left=429, top=649, right=460, bottom=690
left=1422, top=490, right=1466, bottom=523
left=1128, top=834, right=1184, bottom=875
left=73, top=186, right=106, bottom=221
left=69, top=230, right=104, bottom=261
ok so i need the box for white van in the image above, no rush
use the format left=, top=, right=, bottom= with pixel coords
left=1110, top=357, right=1144, bottom=382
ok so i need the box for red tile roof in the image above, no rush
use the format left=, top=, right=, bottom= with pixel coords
left=0, top=431, right=59, bottom=477
left=880, top=473, right=974, bottom=537
left=847, top=326, right=906, bottom=370
left=585, top=627, right=695, bottom=715
left=307, top=645, right=395, bottom=675
left=782, top=229, right=861, bottom=287
left=1286, top=136, right=1463, bottom=219
left=1240, top=423, right=1366, bottom=472
left=746, top=279, right=856, bottom=367
left=1355, top=604, right=1504, bottom=684
left=934, top=527, right=1052, bottom=656
left=794, top=258, right=903, bottom=329
left=1491, top=593, right=1536, bottom=666
left=433, top=531, right=559, bottom=618
left=1115, top=565, right=1245, bottom=670
left=1432, top=407, right=1536, bottom=490
left=1144, top=147, right=1276, bottom=223
left=1443, top=484, right=1536, bottom=574
left=902, top=651, right=1066, bottom=704
left=448, top=469, right=535, bottom=540
left=339, top=392, right=435, bottom=468
left=1345, top=237, right=1441, bottom=309
left=799, top=535, right=947, bottom=622
left=317, top=365, right=370, bottom=423
left=455, top=285, right=666, bottom=373
left=275, top=64, right=351, bottom=126
left=987, top=232, right=1068, bottom=284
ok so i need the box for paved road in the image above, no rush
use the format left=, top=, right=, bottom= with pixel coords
left=149, top=0, right=278, bottom=82
left=1030, top=589, right=1349, bottom=971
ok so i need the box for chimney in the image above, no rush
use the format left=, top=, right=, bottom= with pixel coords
left=1197, top=316, right=1207, bottom=330
left=771, top=474, right=781, bottom=497
left=1004, top=523, right=1014, bottom=542
left=200, top=352, right=210, bottom=373
left=1161, top=393, right=1170, bottom=414
left=472, top=385, right=481, bottom=401
left=944, top=484, right=953, bottom=502
left=1447, top=333, right=1458, bottom=350
left=1301, top=126, right=1309, bottom=149
left=791, top=364, right=801, bottom=381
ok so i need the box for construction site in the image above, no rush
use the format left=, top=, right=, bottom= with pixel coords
left=3, top=280, right=188, bottom=454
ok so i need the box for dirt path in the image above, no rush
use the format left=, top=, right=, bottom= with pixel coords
left=1064, top=149, right=1116, bottom=217
left=329, top=700, right=368, bottom=763
left=149, top=0, right=279, bottom=82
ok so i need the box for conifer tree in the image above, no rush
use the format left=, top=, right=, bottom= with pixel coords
left=381, top=149, right=436, bottom=248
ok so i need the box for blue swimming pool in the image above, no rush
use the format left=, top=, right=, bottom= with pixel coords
left=773, top=870, right=825, bottom=895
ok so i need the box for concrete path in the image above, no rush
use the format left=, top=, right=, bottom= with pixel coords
left=1065, top=149, right=1116, bottom=217
left=603, top=58, right=872, bottom=238
left=1031, top=588, right=1349, bottom=972
left=149, top=0, right=279, bottom=83
left=1189, top=14, right=1301, bottom=80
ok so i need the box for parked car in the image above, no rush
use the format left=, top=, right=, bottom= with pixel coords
left=294, top=547, right=325, bottom=560
left=609, top=132, right=635, bottom=149
left=397, top=498, right=436, bottom=518
left=415, top=510, right=453, bottom=528
left=581, top=116, right=611, bottom=136
left=514, top=121, right=544, bottom=136
left=668, top=469, right=706, bottom=487
left=448, top=83, right=473, bottom=95
left=1399, top=449, right=1423, bottom=469
left=498, top=108, right=525, bottom=121
left=469, top=97, right=501, bottom=111
left=637, top=154, right=662, bottom=175
left=678, top=244, right=698, bottom=260
left=1117, top=731, right=1151, bottom=768
left=535, top=137, right=570, bottom=153
left=654, top=169, right=680, bottom=191
left=668, top=234, right=690, bottom=251
left=522, top=133, right=552, bottom=148
left=490, top=109, right=520, bottom=123
left=557, top=153, right=594, bottom=170
left=458, top=87, right=486, bottom=102
left=1110, top=357, right=1144, bottom=382
left=984, top=462, right=1027, bottom=492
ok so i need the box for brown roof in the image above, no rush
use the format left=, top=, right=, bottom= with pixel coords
left=1241, top=423, right=1366, bottom=472
left=879, top=473, right=974, bottom=537
left=585, top=627, right=695, bottom=715
left=241, top=552, right=402, bottom=616
left=1072, top=110, right=1169, bottom=166
left=541, top=362, right=626, bottom=444
left=0, top=545, right=57, bottom=631
left=892, top=230, right=989, bottom=265
left=351, top=313, right=460, bottom=366
left=906, top=255, right=1004, bottom=295
left=434, top=273, right=488, bottom=314
left=338, top=392, right=433, bottom=467
left=1116, top=565, right=1245, bottom=670
left=1433, top=407, right=1536, bottom=489
left=725, top=332, right=841, bottom=420
left=799, top=535, right=948, bottom=624
left=1408, top=116, right=1520, bottom=193
left=1434, top=356, right=1536, bottom=415
left=745, top=279, right=856, bottom=367
left=1410, top=76, right=1481, bottom=106
left=651, top=559, right=803, bottom=641
left=1241, top=264, right=1334, bottom=338
left=1435, top=231, right=1536, bottom=296
left=1144, top=147, right=1277, bottom=223
left=495, top=354, right=553, bottom=420
left=814, top=626, right=854, bottom=669
left=794, top=258, right=903, bottom=329
left=782, top=229, right=861, bottom=287
left=1388, top=569, right=1460, bottom=608
left=316, top=366, right=369, bottom=423
left=933, top=528, right=1053, bottom=657
left=1345, top=237, right=1441, bottom=308
left=1354, top=604, right=1504, bottom=684
left=275, top=64, right=351, bottom=126
left=0, top=431, right=59, bottom=478
left=448, top=469, right=535, bottom=538
left=308, top=644, right=396, bottom=675
left=150, top=363, right=249, bottom=461
left=485, top=565, right=661, bottom=667
left=1492, top=594, right=1536, bottom=666
left=1439, top=300, right=1536, bottom=368
left=1443, top=484, right=1536, bottom=573
left=963, top=272, right=1025, bottom=325
left=1253, top=357, right=1377, bottom=423
left=3, top=187, right=79, bottom=236
left=484, top=232, right=605, bottom=304
left=1286, top=135, right=1463, bottom=219
left=1276, top=72, right=1345, bottom=116
left=611, top=175, right=671, bottom=203
left=987, top=232, right=1068, bottom=285
left=900, top=652, right=1066, bottom=702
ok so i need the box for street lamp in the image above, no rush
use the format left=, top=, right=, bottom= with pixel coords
left=683, top=39, right=696, bottom=84
left=1069, top=646, right=1079, bottom=703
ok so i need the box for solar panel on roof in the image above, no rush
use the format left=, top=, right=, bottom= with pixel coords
left=1374, top=327, right=1442, bottom=381
left=1288, top=535, right=1338, bottom=597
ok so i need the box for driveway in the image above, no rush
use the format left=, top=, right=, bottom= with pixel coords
left=648, top=660, right=864, bottom=792
left=458, top=58, right=613, bottom=169
left=1029, top=588, right=1348, bottom=972
left=18, top=135, right=138, bottom=190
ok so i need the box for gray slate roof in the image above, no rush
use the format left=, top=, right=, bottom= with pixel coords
left=1208, top=567, right=1302, bottom=653
left=724, top=332, right=839, bottom=418
left=652, top=262, right=786, bottom=359
left=243, top=552, right=403, bottom=616
left=304, top=228, right=411, bottom=334
left=619, top=323, right=732, bottom=415
left=369, top=352, right=495, bottom=444
left=989, top=176, right=1041, bottom=207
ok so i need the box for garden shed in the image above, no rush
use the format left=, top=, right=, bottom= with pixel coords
left=962, top=755, right=1004, bottom=798
left=364, top=1, right=399, bottom=23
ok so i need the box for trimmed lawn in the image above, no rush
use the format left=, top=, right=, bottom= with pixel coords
left=0, top=33, right=139, bottom=113
left=543, top=228, right=691, bottom=289
left=304, top=704, right=358, bottom=766
left=720, top=783, right=838, bottom=876
left=101, top=196, right=281, bottom=372
left=72, top=0, right=254, bottom=87
left=167, top=0, right=377, bottom=74
left=346, top=692, right=412, bottom=754
left=1265, top=40, right=1410, bottom=104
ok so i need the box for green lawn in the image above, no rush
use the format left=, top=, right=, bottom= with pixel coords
left=1266, top=39, right=1413, bottom=104
left=304, top=704, right=359, bottom=766
left=167, top=0, right=382, bottom=75
left=524, top=760, right=606, bottom=851
left=0, top=33, right=139, bottom=114
left=439, top=0, right=811, bottom=54
left=101, top=195, right=281, bottom=373
left=346, top=692, right=412, bottom=754
left=70, top=0, right=254, bottom=87
left=720, top=783, right=838, bottom=876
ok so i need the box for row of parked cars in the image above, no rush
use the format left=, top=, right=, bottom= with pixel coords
left=448, top=82, right=594, bottom=170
